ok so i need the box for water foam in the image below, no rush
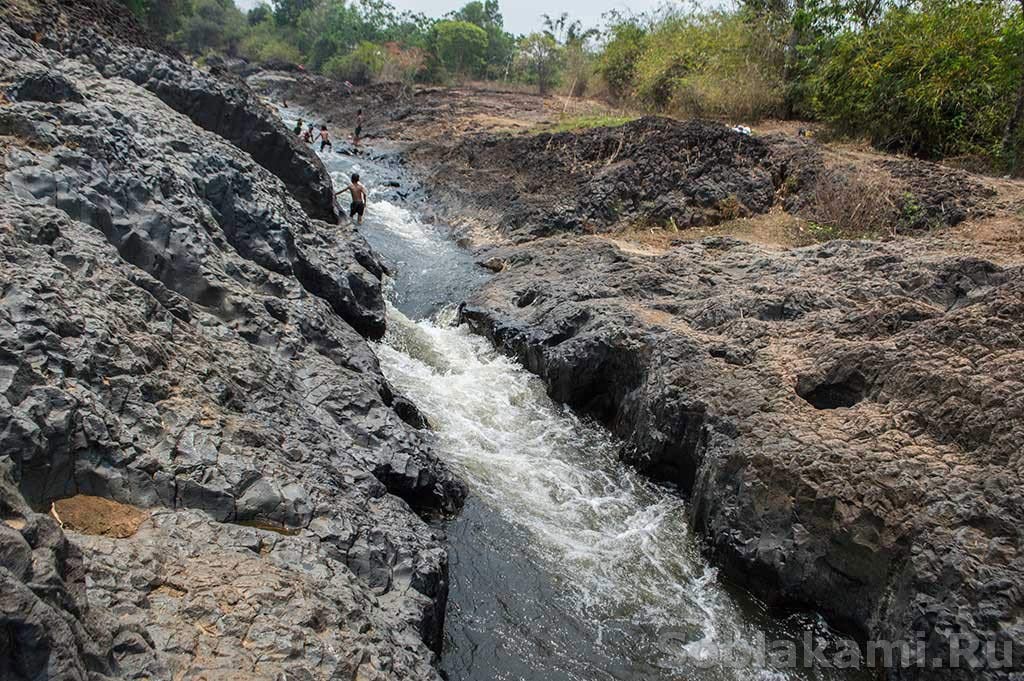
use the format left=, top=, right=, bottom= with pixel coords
left=376, top=306, right=788, bottom=679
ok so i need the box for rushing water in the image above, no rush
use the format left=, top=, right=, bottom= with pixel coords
left=279, top=106, right=863, bottom=681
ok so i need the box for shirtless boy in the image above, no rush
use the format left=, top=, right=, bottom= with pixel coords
left=335, top=173, right=368, bottom=225
left=353, top=109, right=364, bottom=147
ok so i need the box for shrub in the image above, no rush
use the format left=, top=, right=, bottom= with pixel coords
left=800, top=166, right=901, bottom=238
left=254, top=38, right=302, bottom=64
left=631, top=10, right=785, bottom=119
left=378, top=42, right=427, bottom=84
left=810, top=0, right=1023, bottom=160
left=432, top=20, right=489, bottom=78
left=598, top=22, right=647, bottom=100
left=322, top=42, right=385, bottom=84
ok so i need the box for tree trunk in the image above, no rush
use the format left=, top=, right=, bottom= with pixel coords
left=1002, top=0, right=1024, bottom=173
left=1002, top=80, right=1024, bottom=172
left=781, top=0, right=806, bottom=120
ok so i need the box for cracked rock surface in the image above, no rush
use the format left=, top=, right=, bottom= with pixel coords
left=0, top=14, right=462, bottom=681
left=422, top=117, right=992, bottom=242
left=462, top=234, right=1023, bottom=680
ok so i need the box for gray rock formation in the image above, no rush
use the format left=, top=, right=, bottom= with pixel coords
left=0, top=19, right=462, bottom=681
left=64, top=29, right=340, bottom=223
left=418, top=117, right=992, bottom=242
left=462, top=234, right=1023, bottom=679
left=1, top=0, right=337, bottom=222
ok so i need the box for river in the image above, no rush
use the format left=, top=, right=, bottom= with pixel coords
left=281, top=107, right=863, bottom=681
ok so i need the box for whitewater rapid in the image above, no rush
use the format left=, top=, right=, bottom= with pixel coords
left=279, top=104, right=858, bottom=681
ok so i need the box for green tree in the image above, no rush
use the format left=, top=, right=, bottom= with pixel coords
left=599, top=21, right=647, bottom=99
left=247, top=4, right=272, bottom=25
left=179, top=0, right=246, bottom=54
left=147, top=0, right=192, bottom=37
left=432, top=20, right=489, bottom=77
left=517, top=31, right=563, bottom=94
left=1003, top=0, right=1024, bottom=169
left=272, top=0, right=316, bottom=26
left=451, top=1, right=513, bottom=78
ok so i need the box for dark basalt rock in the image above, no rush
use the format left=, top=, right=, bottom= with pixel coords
left=6, top=72, right=84, bottom=103
left=463, top=234, right=1024, bottom=680
left=1, top=0, right=335, bottom=222
left=0, top=20, right=462, bottom=681
left=0, top=460, right=114, bottom=681
left=70, top=30, right=337, bottom=224
left=417, top=117, right=991, bottom=242
left=0, top=0, right=179, bottom=57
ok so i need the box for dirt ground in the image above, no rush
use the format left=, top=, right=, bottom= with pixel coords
left=253, top=73, right=618, bottom=143
left=52, top=495, right=150, bottom=538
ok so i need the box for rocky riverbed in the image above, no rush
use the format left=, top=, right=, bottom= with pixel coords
left=460, top=235, right=1024, bottom=679
left=0, top=2, right=463, bottom=679
left=258, top=57, right=1024, bottom=681
left=2, top=2, right=1023, bottom=680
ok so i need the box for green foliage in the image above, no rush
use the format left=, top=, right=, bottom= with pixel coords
left=273, top=0, right=317, bottom=27
left=178, top=0, right=246, bottom=55
left=629, top=10, right=785, bottom=119
left=243, top=34, right=302, bottom=63
left=452, top=0, right=514, bottom=79
left=432, top=20, right=489, bottom=77
left=147, top=0, right=192, bottom=36
left=598, top=22, right=648, bottom=100
left=247, top=4, right=272, bottom=26
left=113, top=0, right=1024, bottom=171
left=810, top=0, right=1023, bottom=160
left=516, top=32, right=563, bottom=94
left=322, top=41, right=385, bottom=84
left=117, top=0, right=148, bottom=17
left=116, top=0, right=192, bottom=36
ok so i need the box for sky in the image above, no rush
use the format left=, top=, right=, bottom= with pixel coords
left=232, top=0, right=671, bottom=35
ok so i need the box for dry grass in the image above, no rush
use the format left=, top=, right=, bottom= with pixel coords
left=800, top=165, right=904, bottom=240
left=605, top=207, right=809, bottom=252
left=535, top=113, right=638, bottom=135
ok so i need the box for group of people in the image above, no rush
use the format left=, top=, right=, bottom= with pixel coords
left=291, top=112, right=369, bottom=225
left=293, top=118, right=334, bottom=151
left=292, top=109, right=365, bottom=151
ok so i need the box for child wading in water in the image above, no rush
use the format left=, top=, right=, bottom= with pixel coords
left=335, top=173, right=368, bottom=225
left=319, top=125, right=332, bottom=152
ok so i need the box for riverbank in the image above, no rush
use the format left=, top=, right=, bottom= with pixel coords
left=261, top=67, right=1024, bottom=679
left=0, top=4, right=464, bottom=679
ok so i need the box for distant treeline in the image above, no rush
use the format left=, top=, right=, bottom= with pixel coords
left=120, top=0, right=1024, bottom=171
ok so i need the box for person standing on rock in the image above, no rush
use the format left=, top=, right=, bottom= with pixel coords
left=353, top=109, right=364, bottom=147
left=335, top=173, right=368, bottom=225
left=304, top=122, right=314, bottom=143
left=293, top=117, right=303, bottom=136
left=319, top=125, right=332, bottom=152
